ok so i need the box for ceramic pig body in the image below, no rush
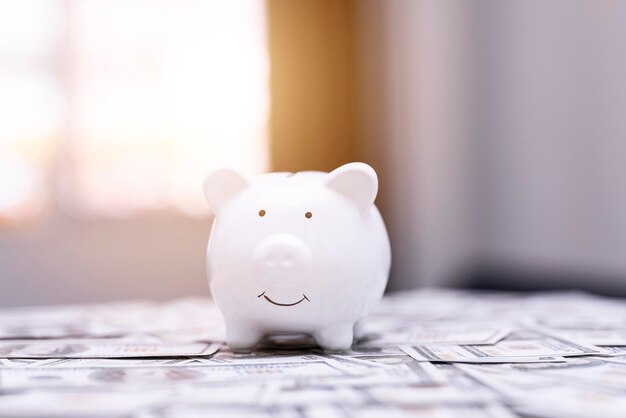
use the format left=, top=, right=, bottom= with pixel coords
left=203, top=163, right=391, bottom=351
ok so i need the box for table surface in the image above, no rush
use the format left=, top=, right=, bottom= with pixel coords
left=0, top=288, right=625, bottom=418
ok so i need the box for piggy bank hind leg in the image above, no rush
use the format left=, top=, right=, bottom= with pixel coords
left=225, top=323, right=264, bottom=352
left=353, top=318, right=367, bottom=341
left=313, top=323, right=354, bottom=352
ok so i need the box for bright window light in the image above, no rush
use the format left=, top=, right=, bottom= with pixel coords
left=0, top=0, right=62, bottom=225
left=0, top=0, right=270, bottom=222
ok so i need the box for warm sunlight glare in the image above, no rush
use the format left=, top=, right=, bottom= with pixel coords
left=0, top=0, right=270, bottom=222
left=0, top=0, right=62, bottom=224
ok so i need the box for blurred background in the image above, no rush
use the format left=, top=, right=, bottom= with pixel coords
left=1, top=0, right=625, bottom=307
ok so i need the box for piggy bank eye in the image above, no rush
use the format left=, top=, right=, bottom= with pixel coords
left=258, top=209, right=266, bottom=217
left=305, top=211, right=312, bottom=219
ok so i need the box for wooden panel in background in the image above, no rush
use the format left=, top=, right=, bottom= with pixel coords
left=267, top=0, right=357, bottom=172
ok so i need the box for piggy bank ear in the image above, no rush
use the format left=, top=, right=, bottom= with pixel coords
left=203, top=168, right=250, bottom=216
left=325, top=162, right=378, bottom=215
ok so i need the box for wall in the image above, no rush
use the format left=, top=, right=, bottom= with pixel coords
left=472, top=0, right=626, bottom=286
left=0, top=218, right=211, bottom=307
left=356, top=0, right=626, bottom=292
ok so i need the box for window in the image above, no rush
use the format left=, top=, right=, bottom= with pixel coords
left=0, top=0, right=270, bottom=224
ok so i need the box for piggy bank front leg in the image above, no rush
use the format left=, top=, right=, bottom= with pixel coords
left=314, top=323, right=354, bottom=352
left=225, top=323, right=264, bottom=352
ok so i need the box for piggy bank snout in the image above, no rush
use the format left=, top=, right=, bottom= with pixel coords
left=253, top=234, right=312, bottom=286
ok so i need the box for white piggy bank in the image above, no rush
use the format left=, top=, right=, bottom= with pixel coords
left=203, top=162, right=391, bottom=351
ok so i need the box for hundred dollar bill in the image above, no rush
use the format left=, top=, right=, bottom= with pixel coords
left=196, top=351, right=441, bottom=386
left=455, top=362, right=575, bottom=398
left=0, top=389, right=168, bottom=418
left=600, top=346, right=626, bottom=356
left=0, top=359, right=358, bottom=390
left=0, top=301, right=138, bottom=340
left=200, top=349, right=441, bottom=386
left=0, top=298, right=226, bottom=342
left=507, top=357, right=626, bottom=391
left=540, top=329, right=626, bottom=347
left=364, top=361, right=499, bottom=407
left=311, top=359, right=445, bottom=387
left=259, top=382, right=366, bottom=407
left=534, top=314, right=626, bottom=332
left=0, top=339, right=221, bottom=358
left=359, top=325, right=510, bottom=347
left=136, top=404, right=305, bottom=418
left=601, top=349, right=626, bottom=365
left=196, top=351, right=368, bottom=372
left=514, top=390, right=626, bottom=418
left=336, top=346, right=407, bottom=357
left=0, top=357, right=211, bottom=369
left=457, top=362, right=626, bottom=418
left=363, top=404, right=519, bottom=418
left=400, top=330, right=606, bottom=363
left=136, top=401, right=516, bottom=418
left=365, top=385, right=499, bottom=407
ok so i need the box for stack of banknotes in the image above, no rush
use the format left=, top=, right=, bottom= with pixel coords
left=1, top=289, right=626, bottom=417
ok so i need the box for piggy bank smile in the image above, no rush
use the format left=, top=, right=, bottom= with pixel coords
left=257, top=291, right=310, bottom=307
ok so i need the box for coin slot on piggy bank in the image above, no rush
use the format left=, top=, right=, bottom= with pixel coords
left=203, top=162, right=391, bottom=351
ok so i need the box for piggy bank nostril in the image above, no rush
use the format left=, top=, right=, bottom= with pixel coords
left=253, top=234, right=313, bottom=277
left=267, top=255, right=293, bottom=269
